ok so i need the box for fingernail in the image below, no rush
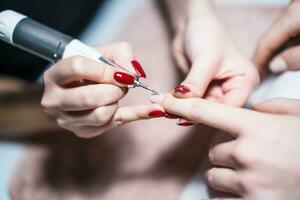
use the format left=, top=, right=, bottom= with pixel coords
left=269, top=57, right=287, bottom=73
left=114, top=72, right=135, bottom=85
left=177, top=119, right=194, bottom=126
left=177, top=122, right=194, bottom=126
left=164, top=113, right=181, bottom=119
left=149, top=94, right=164, bottom=103
left=131, top=60, right=146, bottom=78
left=174, top=84, right=190, bottom=94
left=148, top=110, right=165, bottom=118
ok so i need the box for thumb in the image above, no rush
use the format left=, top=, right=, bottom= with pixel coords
left=269, top=46, right=300, bottom=73
left=253, top=98, right=300, bottom=116
left=173, top=57, right=217, bottom=98
left=150, top=93, right=255, bottom=137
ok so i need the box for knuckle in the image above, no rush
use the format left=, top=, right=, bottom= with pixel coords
left=41, top=96, right=56, bottom=110
left=113, top=113, right=127, bottom=127
left=118, top=41, right=132, bottom=50
left=239, top=173, right=256, bottom=191
left=95, top=108, right=113, bottom=125
left=231, top=143, right=256, bottom=166
left=69, top=56, right=85, bottom=75
left=56, top=118, right=67, bottom=127
left=205, top=168, right=216, bottom=187
left=231, top=145, right=245, bottom=164
left=40, top=97, right=50, bottom=109
left=79, top=90, right=97, bottom=108
left=43, top=70, right=51, bottom=81
left=41, top=87, right=64, bottom=110
left=42, top=71, right=57, bottom=88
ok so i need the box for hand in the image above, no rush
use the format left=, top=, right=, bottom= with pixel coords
left=150, top=93, right=300, bottom=199
left=172, top=16, right=259, bottom=107
left=42, top=42, right=165, bottom=138
left=254, top=0, right=300, bottom=75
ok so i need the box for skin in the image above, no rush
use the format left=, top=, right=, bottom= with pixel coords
left=254, top=0, right=300, bottom=75
left=42, top=0, right=259, bottom=137
left=41, top=42, right=164, bottom=138
left=9, top=3, right=285, bottom=200
left=151, top=94, right=300, bottom=200
left=165, top=0, right=259, bottom=107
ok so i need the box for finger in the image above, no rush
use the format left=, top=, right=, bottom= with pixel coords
left=204, top=82, right=223, bottom=101
left=221, top=71, right=259, bottom=107
left=253, top=10, right=300, bottom=75
left=150, top=93, right=256, bottom=136
left=41, top=84, right=125, bottom=111
left=110, top=104, right=165, bottom=126
left=206, top=167, right=243, bottom=195
left=173, top=57, right=218, bottom=98
left=57, top=104, right=118, bottom=127
left=64, top=104, right=165, bottom=138
left=209, top=140, right=238, bottom=168
left=177, top=118, right=194, bottom=127
left=253, top=97, right=300, bottom=116
left=97, top=42, right=146, bottom=78
left=45, top=56, right=135, bottom=87
left=269, top=46, right=300, bottom=73
left=172, top=34, right=190, bottom=74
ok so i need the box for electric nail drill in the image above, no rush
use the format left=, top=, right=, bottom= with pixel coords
left=0, top=10, right=159, bottom=94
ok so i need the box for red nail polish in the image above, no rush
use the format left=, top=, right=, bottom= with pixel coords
left=165, top=113, right=181, bottom=119
left=114, top=72, right=135, bottom=85
left=177, top=122, right=194, bottom=126
left=131, top=60, right=146, bottom=78
left=174, top=85, right=190, bottom=94
left=149, top=110, right=165, bottom=118
left=63, top=80, right=98, bottom=88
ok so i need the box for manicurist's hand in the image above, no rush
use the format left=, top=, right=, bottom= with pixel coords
left=151, top=93, right=300, bottom=199
left=172, top=0, right=259, bottom=107
left=254, top=0, right=300, bottom=76
left=41, top=42, right=165, bottom=138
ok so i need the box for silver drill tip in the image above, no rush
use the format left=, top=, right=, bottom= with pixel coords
left=138, top=82, right=160, bottom=94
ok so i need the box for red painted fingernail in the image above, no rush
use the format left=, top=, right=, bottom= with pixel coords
left=177, top=122, right=194, bottom=126
left=131, top=60, right=146, bottom=78
left=165, top=113, right=181, bottom=119
left=148, top=110, right=165, bottom=118
left=174, top=85, right=190, bottom=94
left=114, top=72, right=135, bottom=85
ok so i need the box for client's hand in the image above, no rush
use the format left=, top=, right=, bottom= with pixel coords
left=41, top=42, right=164, bottom=138
left=254, top=0, right=300, bottom=76
left=172, top=16, right=259, bottom=107
left=151, top=93, right=300, bottom=199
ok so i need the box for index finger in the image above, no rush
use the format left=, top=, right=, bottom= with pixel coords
left=45, top=55, right=135, bottom=87
left=150, top=93, right=255, bottom=137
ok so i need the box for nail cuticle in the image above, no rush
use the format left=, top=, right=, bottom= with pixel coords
left=148, top=110, right=165, bottom=118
